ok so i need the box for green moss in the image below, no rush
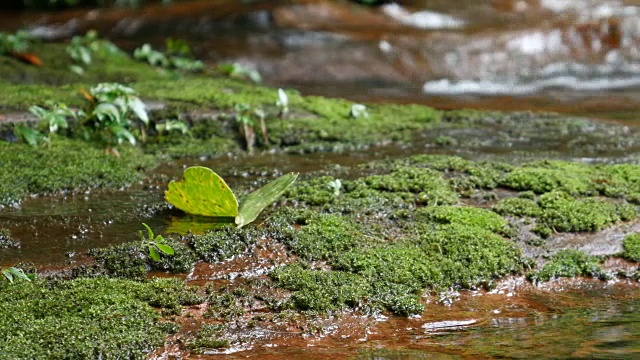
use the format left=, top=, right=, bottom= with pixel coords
left=355, top=166, right=458, bottom=205
left=189, top=323, right=231, bottom=351
left=622, top=233, right=640, bottom=261
left=396, top=155, right=510, bottom=192
left=0, top=138, right=155, bottom=207
left=0, top=277, right=199, bottom=359
left=500, top=161, right=596, bottom=195
left=188, top=225, right=261, bottom=262
left=528, top=250, right=604, bottom=282
left=0, top=228, right=19, bottom=248
left=88, top=238, right=196, bottom=279
left=416, top=206, right=511, bottom=235
left=144, top=136, right=237, bottom=159
left=284, top=214, right=363, bottom=261
left=597, top=164, right=640, bottom=203
left=493, top=197, right=542, bottom=217
left=285, top=176, right=340, bottom=206
left=537, top=191, right=636, bottom=232
left=271, top=264, right=371, bottom=312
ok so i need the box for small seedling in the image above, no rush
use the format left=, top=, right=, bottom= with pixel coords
left=2, top=267, right=31, bottom=283
left=328, top=179, right=342, bottom=197
left=165, top=167, right=298, bottom=228
left=29, top=100, right=77, bottom=134
left=275, top=88, right=289, bottom=118
left=134, top=40, right=203, bottom=71
left=66, top=30, right=123, bottom=74
left=218, top=62, right=262, bottom=83
left=350, top=104, right=369, bottom=119
left=156, top=120, right=190, bottom=135
left=139, top=223, right=174, bottom=261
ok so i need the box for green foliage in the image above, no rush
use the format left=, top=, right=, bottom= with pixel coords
left=0, top=30, right=32, bottom=55
left=275, top=88, right=289, bottom=118
left=528, top=250, right=604, bottom=283
left=83, top=82, right=149, bottom=146
left=13, top=124, right=49, bottom=147
left=66, top=30, right=123, bottom=74
left=134, top=40, right=203, bottom=71
left=350, top=103, right=369, bottom=119
left=2, top=267, right=31, bottom=283
left=218, top=62, right=262, bottom=83
left=139, top=223, right=174, bottom=261
left=622, top=233, right=640, bottom=261
left=165, top=166, right=298, bottom=228
left=0, top=277, right=197, bottom=359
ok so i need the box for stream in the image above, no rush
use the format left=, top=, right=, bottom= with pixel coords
left=1, top=0, right=640, bottom=358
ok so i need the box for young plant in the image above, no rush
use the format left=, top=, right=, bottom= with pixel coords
left=275, top=88, right=289, bottom=118
left=134, top=40, right=203, bottom=71
left=29, top=100, right=77, bottom=134
left=218, top=62, right=262, bottom=83
left=2, top=267, right=31, bottom=283
left=66, top=30, right=123, bottom=74
left=165, top=167, right=298, bottom=228
left=13, top=124, right=49, bottom=147
left=82, top=83, right=149, bottom=146
left=350, top=103, right=369, bottom=119
left=0, top=30, right=40, bottom=65
left=156, top=120, right=190, bottom=136
left=139, top=223, right=174, bottom=261
left=328, top=179, right=342, bottom=197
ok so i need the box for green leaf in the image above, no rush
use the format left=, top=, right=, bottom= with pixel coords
left=148, top=246, right=160, bottom=261
left=236, top=172, right=298, bottom=228
left=141, top=223, right=153, bottom=240
left=155, top=243, right=174, bottom=255
left=2, top=269, right=13, bottom=283
left=165, top=166, right=239, bottom=218
left=127, top=97, right=149, bottom=125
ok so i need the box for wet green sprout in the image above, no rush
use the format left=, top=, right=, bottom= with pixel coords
left=350, top=104, right=369, bottom=119
left=276, top=88, right=289, bottom=118
left=139, top=223, right=174, bottom=261
left=2, top=267, right=30, bottom=284
left=328, top=179, right=342, bottom=196
left=66, top=30, right=123, bottom=75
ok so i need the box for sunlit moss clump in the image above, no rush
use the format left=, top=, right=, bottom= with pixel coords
left=622, top=233, right=640, bottom=261
left=0, top=277, right=201, bottom=359
left=528, top=250, right=605, bottom=283
left=536, top=191, right=636, bottom=233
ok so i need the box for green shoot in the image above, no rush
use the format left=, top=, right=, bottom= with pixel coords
left=139, top=223, right=174, bottom=262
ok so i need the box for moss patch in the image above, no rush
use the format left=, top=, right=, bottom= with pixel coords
left=0, top=138, right=155, bottom=207
left=622, top=233, right=640, bottom=261
left=528, top=250, right=605, bottom=282
left=0, top=277, right=201, bottom=359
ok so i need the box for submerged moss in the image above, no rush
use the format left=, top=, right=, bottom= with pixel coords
left=528, top=250, right=605, bottom=283
left=188, top=225, right=261, bottom=262
left=0, top=277, right=200, bottom=359
left=88, top=238, right=196, bottom=279
left=622, top=233, right=640, bottom=261
left=0, top=228, right=19, bottom=248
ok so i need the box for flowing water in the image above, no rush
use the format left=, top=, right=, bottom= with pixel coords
left=2, top=0, right=640, bottom=358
